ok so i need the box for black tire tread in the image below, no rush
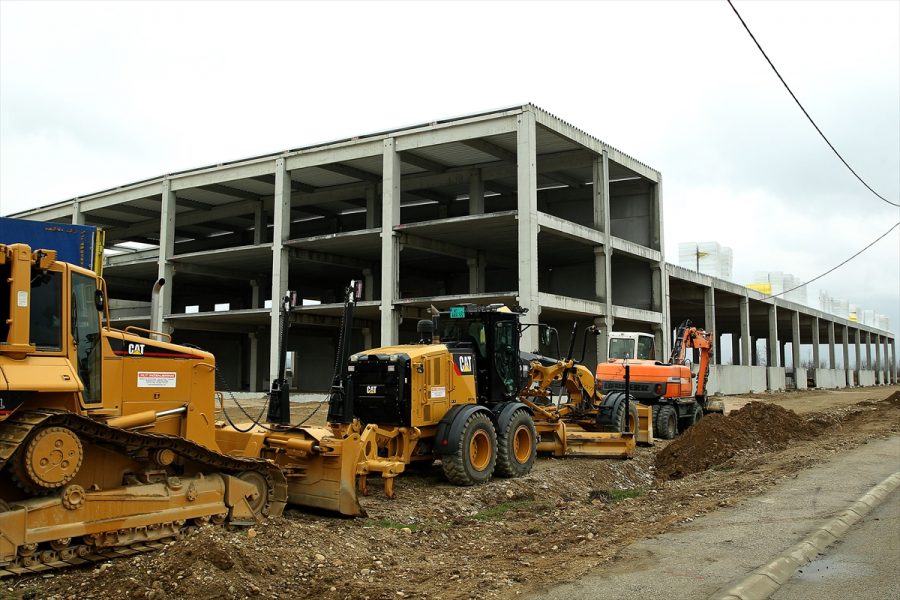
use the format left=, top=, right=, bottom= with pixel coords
left=654, top=404, right=678, bottom=440
left=441, top=412, right=497, bottom=486
left=495, top=409, right=537, bottom=479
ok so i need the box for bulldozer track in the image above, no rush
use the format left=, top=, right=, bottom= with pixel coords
left=0, top=410, right=288, bottom=578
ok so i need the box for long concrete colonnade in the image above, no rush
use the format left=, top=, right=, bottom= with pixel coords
left=668, top=265, right=896, bottom=393
left=13, top=105, right=895, bottom=395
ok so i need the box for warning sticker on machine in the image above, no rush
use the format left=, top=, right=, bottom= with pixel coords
left=430, top=386, right=447, bottom=399
left=137, top=371, right=177, bottom=388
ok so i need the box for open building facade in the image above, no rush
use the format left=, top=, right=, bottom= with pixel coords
left=12, top=105, right=897, bottom=394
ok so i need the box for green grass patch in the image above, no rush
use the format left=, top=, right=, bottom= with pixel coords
left=472, top=499, right=534, bottom=521
left=589, top=487, right=646, bottom=503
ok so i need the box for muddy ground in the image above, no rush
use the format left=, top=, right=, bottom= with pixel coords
left=6, top=385, right=900, bottom=600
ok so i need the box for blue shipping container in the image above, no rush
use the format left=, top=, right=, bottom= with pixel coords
left=0, top=217, right=99, bottom=270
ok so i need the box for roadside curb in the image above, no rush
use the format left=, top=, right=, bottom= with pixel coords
left=708, top=469, right=900, bottom=600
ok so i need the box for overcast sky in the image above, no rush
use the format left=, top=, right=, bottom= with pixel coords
left=1, top=0, right=897, bottom=335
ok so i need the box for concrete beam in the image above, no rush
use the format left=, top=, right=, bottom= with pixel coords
left=399, top=151, right=448, bottom=173
left=611, top=236, right=662, bottom=262
left=398, top=232, right=476, bottom=260
left=252, top=174, right=317, bottom=194
left=319, top=162, right=381, bottom=183
left=539, top=293, right=606, bottom=317
left=462, top=138, right=516, bottom=163
left=199, top=183, right=262, bottom=201
left=611, top=305, right=664, bottom=324
left=537, top=212, right=603, bottom=244
left=171, top=261, right=256, bottom=282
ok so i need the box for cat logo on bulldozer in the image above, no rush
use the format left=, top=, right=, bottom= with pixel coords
left=128, top=343, right=145, bottom=356
left=366, top=385, right=378, bottom=394
left=456, top=355, right=473, bottom=374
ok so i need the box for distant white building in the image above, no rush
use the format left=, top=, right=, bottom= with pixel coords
left=747, top=271, right=808, bottom=305
left=678, top=241, right=733, bottom=281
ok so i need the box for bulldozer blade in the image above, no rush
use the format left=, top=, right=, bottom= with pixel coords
left=284, top=434, right=366, bottom=517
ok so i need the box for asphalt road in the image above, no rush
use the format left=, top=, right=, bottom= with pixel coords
left=528, top=435, right=900, bottom=600
left=771, top=491, right=900, bottom=600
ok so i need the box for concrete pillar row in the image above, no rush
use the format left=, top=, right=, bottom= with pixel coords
left=517, top=110, right=540, bottom=351
left=269, top=159, right=291, bottom=385
left=150, top=178, right=175, bottom=340
left=380, top=138, right=401, bottom=346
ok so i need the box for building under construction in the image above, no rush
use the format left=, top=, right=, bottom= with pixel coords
left=10, top=104, right=896, bottom=393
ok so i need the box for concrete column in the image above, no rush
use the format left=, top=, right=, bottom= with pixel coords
left=811, top=318, right=821, bottom=368
left=704, top=286, right=716, bottom=363
left=791, top=311, right=801, bottom=371
left=517, top=110, right=540, bottom=350
left=875, top=335, right=883, bottom=384
left=468, top=253, right=486, bottom=294
left=468, top=169, right=484, bottom=215
left=269, top=158, right=292, bottom=385
left=592, top=153, right=614, bottom=353
left=883, top=337, right=891, bottom=384
left=365, top=185, right=379, bottom=229
left=854, top=328, right=862, bottom=384
left=652, top=176, right=670, bottom=354
left=740, top=296, right=751, bottom=366
left=865, top=332, right=872, bottom=370
left=891, top=338, right=897, bottom=384
left=827, top=321, right=836, bottom=369
left=380, top=138, right=401, bottom=346
left=842, top=325, right=850, bottom=385
left=767, top=304, right=778, bottom=367
left=250, top=279, right=261, bottom=309
left=72, top=198, right=85, bottom=225
left=362, top=268, right=375, bottom=301
left=253, top=200, right=265, bottom=245
left=751, top=337, right=759, bottom=366
left=248, top=332, right=259, bottom=392
left=150, top=179, right=175, bottom=339
left=594, top=317, right=610, bottom=363
left=731, top=333, right=741, bottom=367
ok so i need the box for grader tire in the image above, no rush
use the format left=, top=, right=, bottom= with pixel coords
left=602, top=397, right=641, bottom=435
left=654, top=405, right=678, bottom=440
left=495, top=410, right=537, bottom=479
left=441, top=412, right=497, bottom=486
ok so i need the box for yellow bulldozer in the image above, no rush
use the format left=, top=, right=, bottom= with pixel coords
left=0, top=243, right=363, bottom=577
left=0, top=243, right=651, bottom=577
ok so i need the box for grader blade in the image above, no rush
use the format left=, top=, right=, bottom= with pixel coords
left=282, top=433, right=366, bottom=517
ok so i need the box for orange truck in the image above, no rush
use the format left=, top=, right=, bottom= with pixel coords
left=595, top=321, right=723, bottom=439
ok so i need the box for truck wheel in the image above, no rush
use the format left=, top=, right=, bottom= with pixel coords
left=691, top=403, right=704, bottom=426
left=598, top=393, right=640, bottom=434
left=441, top=412, right=497, bottom=486
left=654, top=405, right=678, bottom=440
left=495, top=410, right=537, bottom=478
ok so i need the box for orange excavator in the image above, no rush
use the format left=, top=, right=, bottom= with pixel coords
left=595, top=321, right=723, bottom=439
left=0, top=243, right=363, bottom=577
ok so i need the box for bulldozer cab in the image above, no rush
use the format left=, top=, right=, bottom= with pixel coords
left=439, top=305, right=522, bottom=404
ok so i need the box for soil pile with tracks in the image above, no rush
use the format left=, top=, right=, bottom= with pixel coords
left=655, top=402, right=822, bottom=479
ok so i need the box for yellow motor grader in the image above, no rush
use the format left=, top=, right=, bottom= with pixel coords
left=324, top=295, right=652, bottom=497
left=0, top=244, right=363, bottom=577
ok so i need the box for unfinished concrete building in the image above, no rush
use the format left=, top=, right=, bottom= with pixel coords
left=10, top=104, right=896, bottom=393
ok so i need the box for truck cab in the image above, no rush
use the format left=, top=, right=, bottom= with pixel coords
left=607, top=332, right=656, bottom=363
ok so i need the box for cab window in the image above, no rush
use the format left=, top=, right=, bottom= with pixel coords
left=71, top=272, right=102, bottom=403
left=608, top=338, right=635, bottom=360
left=30, top=271, right=62, bottom=350
left=637, top=336, right=655, bottom=360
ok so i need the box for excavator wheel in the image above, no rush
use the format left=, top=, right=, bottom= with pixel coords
left=10, top=427, right=84, bottom=494
left=678, top=403, right=705, bottom=433
left=495, top=409, right=537, bottom=478
left=654, top=405, right=678, bottom=440
left=597, top=392, right=640, bottom=435
left=441, top=411, right=497, bottom=486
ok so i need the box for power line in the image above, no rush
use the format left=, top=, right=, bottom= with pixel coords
left=726, top=0, right=900, bottom=208
left=761, top=221, right=899, bottom=301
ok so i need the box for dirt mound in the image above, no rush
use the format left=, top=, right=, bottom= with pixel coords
left=655, top=402, right=822, bottom=480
